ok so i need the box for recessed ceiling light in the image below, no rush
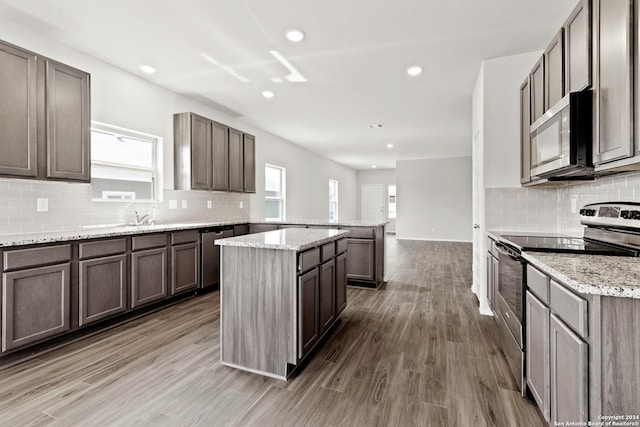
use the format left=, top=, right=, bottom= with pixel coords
left=369, top=124, right=383, bottom=129
left=386, top=144, right=394, bottom=149
left=262, top=90, right=275, bottom=98
left=372, top=165, right=377, bottom=169
left=285, top=29, right=306, bottom=42
left=139, top=65, right=156, bottom=74
left=407, top=66, right=423, bottom=77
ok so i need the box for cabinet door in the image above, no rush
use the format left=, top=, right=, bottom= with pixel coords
left=486, top=253, right=494, bottom=310
left=45, top=59, right=90, bottom=182
left=526, top=291, right=550, bottom=422
left=243, top=134, right=256, bottom=193
left=131, top=247, right=168, bottom=308
left=346, top=239, right=375, bottom=281
left=544, top=29, right=565, bottom=110
left=565, top=0, right=592, bottom=92
left=212, top=122, right=229, bottom=191
left=2, top=263, right=71, bottom=352
left=335, top=252, right=347, bottom=315
left=298, top=268, right=319, bottom=359
left=520, top=77, right=532, bottom=184
left=0, top=41, right=37, bottom=178
left=531, top=56, right=545, bottom=123
left=190, top=114, right=213, bottom=190
left=171, top=242, right=199, bottom=295
left=593, top=0, right=633, bottom=164
left=491, top=256, right=499, bottom=314
left=79, top=254, right=127, bottom=326
left=550, top=314, right=588, bottom=424
left=228, top=128, right=244, bottom=192
left=319, top=260, right=336, bottom=333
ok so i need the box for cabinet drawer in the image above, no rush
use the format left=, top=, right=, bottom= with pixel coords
left=298, top=248, right=320, bottom=274
left=171, top=230, right=199, bottom=245
left=321, top=242, right=335, bottom=262
left=549, top=280, right=588, bottom=338
left=527, top=264, right=549, bottom=304
left=79, top=238, right=127, bottom=260
left=132, top=234, right=168, bottom=251
left=3, top=244, right=71, bottom=271
left=336, top=238, right=347, bottom=255
left=233, top=224, right=249, bottom=236
left=279, top=224, right=307, bottom=229
left=340, top=227, right=374, bottom=239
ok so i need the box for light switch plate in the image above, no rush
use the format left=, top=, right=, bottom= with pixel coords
left=239, top=201, right=244, bottom=209
left=37, top=198, right=49, bottom=212
left=169, top=200, right=177, bottom=210
left=207, top=200, right=212, bottom=209
left=182, top=200, right=187, bottom=209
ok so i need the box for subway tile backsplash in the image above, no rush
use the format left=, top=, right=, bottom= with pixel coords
left=0, top=178, right=250, bottom=235
left=486, top=171, right=640, bottom=236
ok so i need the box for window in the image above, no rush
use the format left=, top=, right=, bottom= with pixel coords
left=329, top=179, right=339, bottom=221
left=265, top=164, right=286, bottom=220
left=388, top=185, right=397, bottom=219
left=90, top=122, right=161, bottom=201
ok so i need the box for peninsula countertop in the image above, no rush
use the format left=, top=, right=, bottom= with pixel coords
left=215, top=228, right=350, bottom=251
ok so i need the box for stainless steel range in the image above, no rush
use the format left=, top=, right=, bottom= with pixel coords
left=493, top=202, right=640, bottom=396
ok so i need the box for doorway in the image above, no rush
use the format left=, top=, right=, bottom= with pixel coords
left=360, top=184, right=386, bottom=223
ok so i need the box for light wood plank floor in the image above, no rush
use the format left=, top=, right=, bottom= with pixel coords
left=0, top=237, right=545, bottom=426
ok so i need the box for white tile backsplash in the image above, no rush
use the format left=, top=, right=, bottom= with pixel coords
left=486, top=171, right=640, bottom=236
left=0, top=178, right=250, bottom=235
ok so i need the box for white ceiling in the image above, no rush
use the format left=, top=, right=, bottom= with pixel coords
left=0, top=0, right=578, bottom=170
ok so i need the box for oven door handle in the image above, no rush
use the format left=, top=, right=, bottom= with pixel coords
left=495, top=242, right=522, bottom=262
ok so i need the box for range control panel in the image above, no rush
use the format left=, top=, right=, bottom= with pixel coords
left=580, top=202, right=640, bottom=228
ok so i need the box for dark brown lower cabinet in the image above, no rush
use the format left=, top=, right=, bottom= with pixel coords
left=171, top=242, right=199, bottom=295
left=550, top=313, right=588, bottom=424
left=131, top=247, right=168, bottom=309
left=335, top=252, right=347, bottom=315
left=79, top=254, right=127, bottom=326
left=298, top=268, right=319, bottom=359
left=319, top=260, right=336, bottom=333
left=2, top=263, right=70, bottom=352
left=346, top=238, right=374, bottom=281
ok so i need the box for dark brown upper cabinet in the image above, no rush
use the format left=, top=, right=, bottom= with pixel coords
left=0, top=39, right=90, bottom=183
left=544, top=29, right=565, bottom=111
left=564, top=0, right=592, bottom=93
left=243, top=133, right=256, bottom=193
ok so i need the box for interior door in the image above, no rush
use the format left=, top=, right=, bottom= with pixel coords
left=361, top=184, right=386, bottom=223
left=472, top=130, right=489, bottom=314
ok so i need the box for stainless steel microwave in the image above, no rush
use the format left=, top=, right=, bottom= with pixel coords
left=530, top=91, right=592, bottom=179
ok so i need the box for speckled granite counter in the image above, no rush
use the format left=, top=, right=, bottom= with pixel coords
left=523, top=251, right=640, bottom=299
left=0, top=219, right=386, bottom=248
left=216, top=228, right=349, bottom=251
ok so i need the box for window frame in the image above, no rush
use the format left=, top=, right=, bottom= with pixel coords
left=265, top=163, right=286, bottom=221
left=90, top=121, right=162, bottom=202
left=329, top=179, right=339, bottom=221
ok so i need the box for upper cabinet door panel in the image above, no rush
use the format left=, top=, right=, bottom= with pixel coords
left=531, top=56, right=545, bottom=123
left=212, top=122, right=229, bottom=191
left=243, top=134, right=256, bottom=193
left=593, top=0, right=633, bottom=164
left=545, top=29, right=565, bottom=110
left=190, top=113, right=213, bottom=190
left=520, top=77, right=532, bottom=184
left=0, top=41, right=37, bottom=178
left=228, top=128, right=243, bottom=192
left=45, top=59, right=91, bottom=182
left=564, top=0, right=592, bottom=92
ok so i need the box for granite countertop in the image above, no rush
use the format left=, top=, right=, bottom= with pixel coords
left=215, top=228, right=350, bottom=251
left=523, top=251, right=640, bottom=300
left=0, top=219, right=386, bottom=248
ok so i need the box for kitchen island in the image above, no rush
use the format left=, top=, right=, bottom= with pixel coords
left=216, top=228, right=349, bottom=380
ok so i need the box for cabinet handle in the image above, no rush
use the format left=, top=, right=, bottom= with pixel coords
left=504, top=311, right=510, bottom=319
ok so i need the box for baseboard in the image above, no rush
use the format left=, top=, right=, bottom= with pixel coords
left=395, top=236, right=473, bottom=243
left=479, top=307, right=494, bottom=316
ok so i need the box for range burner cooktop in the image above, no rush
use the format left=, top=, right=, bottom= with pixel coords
left=498, top=235, right=638, bottom=256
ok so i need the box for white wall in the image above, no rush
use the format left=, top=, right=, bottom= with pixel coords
left=396, top=157, right=472, bottom=242
left=356, top=169, right=396, bottom=231
left=0, top=16, right=356, bottom=233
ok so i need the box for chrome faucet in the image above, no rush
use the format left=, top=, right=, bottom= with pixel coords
left=134, top=209, right=154, bottom=226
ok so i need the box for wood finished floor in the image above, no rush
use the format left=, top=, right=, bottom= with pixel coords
left=0, top=237, right=545, bottom=426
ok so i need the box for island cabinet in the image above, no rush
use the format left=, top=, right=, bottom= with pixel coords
left=170, top=231, right=199, bottom=295
left=130, top=234, right=168, bottom=309
left=342, top=226, right=385, bottom=288
left=78, top=238, right=127, bottom=327
left=218, top=229, right=349, bottom=380
left=1, top=244, right=72, bottom=352
left=525, top=263, right=640, bottom=425
left=0, top=38, right=90, bottom=183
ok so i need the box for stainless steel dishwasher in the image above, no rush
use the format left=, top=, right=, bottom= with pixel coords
left=201, top=227, right=234, bottom=289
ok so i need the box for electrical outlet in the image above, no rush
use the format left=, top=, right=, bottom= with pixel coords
left=182, top=200, right=187, bottom=209
left=239, top=201, right=244, bottom=209
left=169, top=200, right=177, bottom=210
left=431, top=227, right=436, bottom=232
left=207, top=200, right=212, bottom=209
left=37, top=198, right=49, bottom=212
